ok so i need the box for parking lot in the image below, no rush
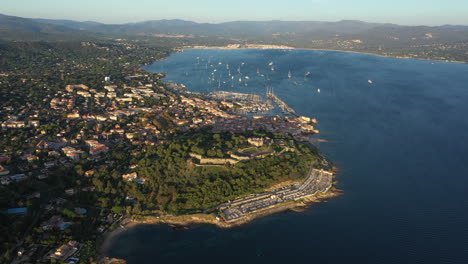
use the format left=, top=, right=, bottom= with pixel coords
left=223, top=169, right=333, bottom=221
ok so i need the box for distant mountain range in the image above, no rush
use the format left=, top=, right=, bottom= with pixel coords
left=1, top=13, right=467, bottom=40
left=1, top=13, right=468, bottom=62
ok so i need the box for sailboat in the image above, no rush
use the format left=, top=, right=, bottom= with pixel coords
left=288, top=70, right=292, bottom=79
left=368, top=80, right=373, bottom=84
left=268, top=62, right=274, bottom=66
left=304, top=72, right=311, bottom=80
left=317, top=88, right=321, bottom=93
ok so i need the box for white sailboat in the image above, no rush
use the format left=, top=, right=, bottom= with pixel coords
left=288, top=70, right=292, bottom=79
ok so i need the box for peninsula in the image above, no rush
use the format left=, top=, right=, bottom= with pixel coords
left=0, top=41, right=337, bottom=264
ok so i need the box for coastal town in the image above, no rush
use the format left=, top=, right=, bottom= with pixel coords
left=0, top=41, right=334, bottom=264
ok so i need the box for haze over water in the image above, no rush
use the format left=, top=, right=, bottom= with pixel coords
left=106, top=49, right=468, bottom=263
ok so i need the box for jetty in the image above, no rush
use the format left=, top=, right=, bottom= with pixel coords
left=266, top=87, right=298, bottom=116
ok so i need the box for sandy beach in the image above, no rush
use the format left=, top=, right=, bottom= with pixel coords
left=183, top=44, right=466, bottom=64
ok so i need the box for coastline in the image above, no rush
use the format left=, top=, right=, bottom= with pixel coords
left=100, top=46, right=342, bottom=262
left=184, top=44, right=466, bottom=64
left=99, top=187, right=341, bottom=258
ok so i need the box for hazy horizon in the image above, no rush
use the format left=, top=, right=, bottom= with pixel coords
left=2, top=0, right=468, bottom=26
left=3, top=13, right=468, bottom=28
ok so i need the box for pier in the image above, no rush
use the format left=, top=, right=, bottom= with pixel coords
left=266, top=87, right=298, bottom=116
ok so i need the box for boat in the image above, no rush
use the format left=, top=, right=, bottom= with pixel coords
left=245, top=76, right=250, bottom=80
left=317, top=88, right=321, bottom=93
left=368, top=80, right=373, bottom=84
left=288, top=70, right=292, bottom=79
left=268, top=62, right=274, bottom=66
left=271, top=66, right=275, bottom=71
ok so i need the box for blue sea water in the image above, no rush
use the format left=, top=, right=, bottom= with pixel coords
left=106, top=49, right=468, bottom=263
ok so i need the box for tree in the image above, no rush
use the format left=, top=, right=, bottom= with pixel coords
left=111, top=206, right=124, bottom=214
left=62, top=208, right=77, bottom=218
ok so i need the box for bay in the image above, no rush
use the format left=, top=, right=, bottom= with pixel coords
left=105, top=49, right=468, bottom=263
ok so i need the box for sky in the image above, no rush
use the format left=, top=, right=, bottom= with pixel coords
left=1, top=0, right=468, bottom=26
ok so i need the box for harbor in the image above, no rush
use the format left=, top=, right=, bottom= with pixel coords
left=266, top=87, right=299, bottom=116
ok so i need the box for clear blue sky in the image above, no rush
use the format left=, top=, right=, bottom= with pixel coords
left=1, top=0, right=468, bottom=25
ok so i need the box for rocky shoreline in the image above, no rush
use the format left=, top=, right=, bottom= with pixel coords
left=98, top=187, right=341, bottom=262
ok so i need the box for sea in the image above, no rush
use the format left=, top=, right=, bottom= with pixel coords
left=105, top=49, right=468, bottom=263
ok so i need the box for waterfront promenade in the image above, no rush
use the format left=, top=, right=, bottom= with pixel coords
left=222, top=168, right=333, bottom=222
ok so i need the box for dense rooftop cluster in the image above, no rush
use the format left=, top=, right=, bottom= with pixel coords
left=0, top=41, right=326, bottom=264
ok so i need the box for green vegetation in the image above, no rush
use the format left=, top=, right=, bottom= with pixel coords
left=0, top=36, right=325, bottom=263
left=90, top=131, right=320, bottom=215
